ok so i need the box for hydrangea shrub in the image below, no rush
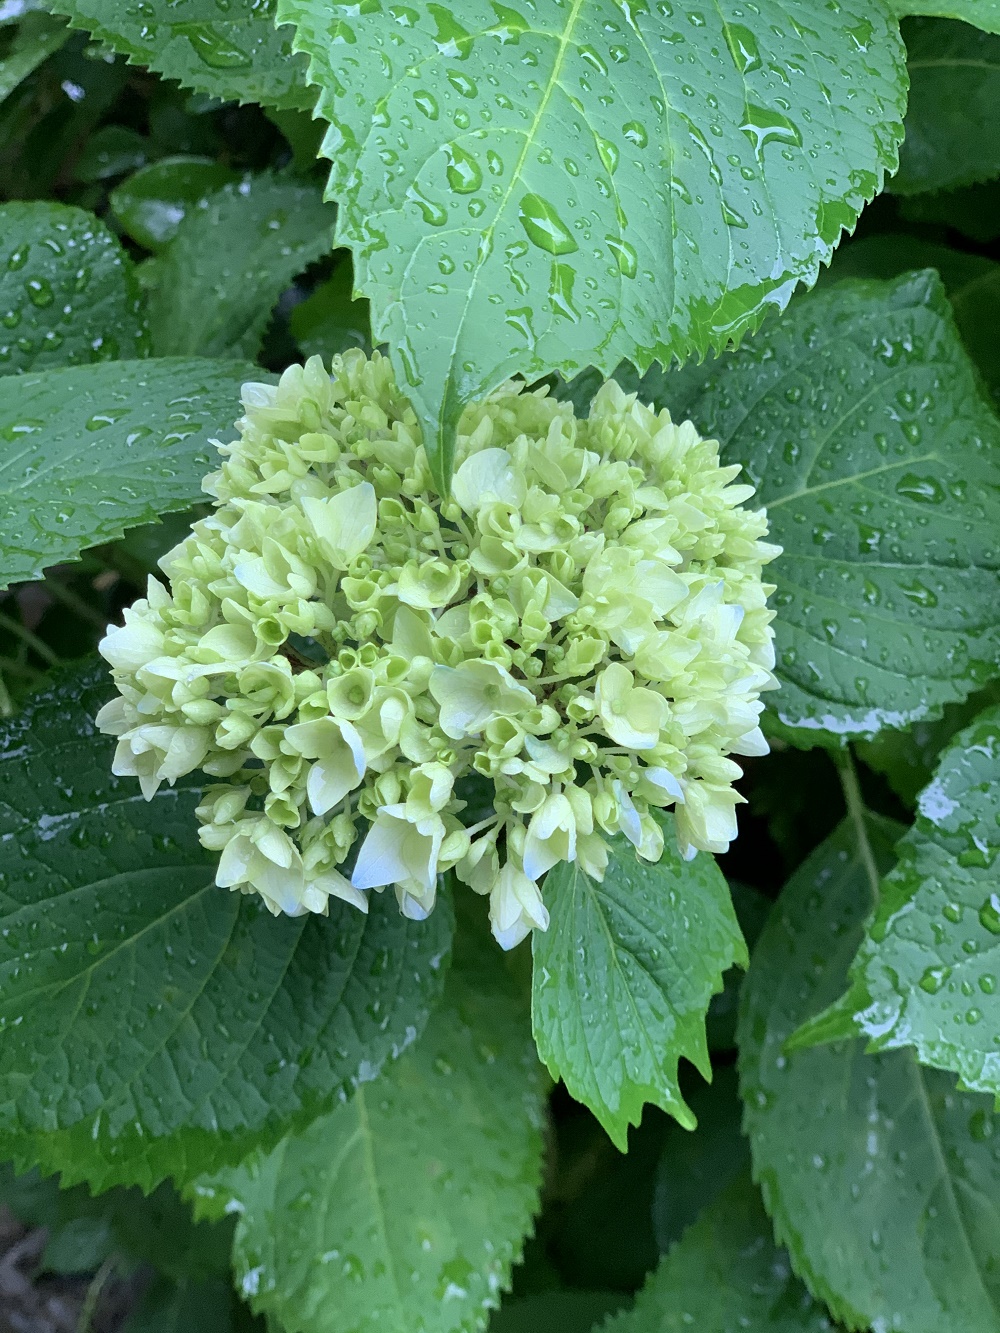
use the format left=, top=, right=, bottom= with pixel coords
left=1, top=5, right=999, bottom=1333
left=99, top=353, right=778, bottom=948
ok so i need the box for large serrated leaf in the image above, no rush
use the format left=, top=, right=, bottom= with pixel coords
left=894, top=17, right=1000, bottom=194
left=0, top=201, right=147, bottom=376
left=148, top=173, right=334, bottom=359
left=890, top=0, right=1000, bottom=30
left=0, top=663, right=452, bottom=1194
left=798, top=706, right=1000, bottom=1100
left=531, top=814, right=745, bottom=1149
left=194, top=927, right=544, bottom=1333
left=279, top=0, right=907, bottom=493
left=0, top=356, right=260, bottom=590
left=738, top=814, right=1000, bottom=1333
left=603, top=1174, right=832, bottom=1333
left=0, top=10, right=68, bottom=105
left=677, top=271, right=1000, bottom=747
left=46, top=0, right=313, bottom=110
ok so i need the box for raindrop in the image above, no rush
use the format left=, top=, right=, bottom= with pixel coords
left=741, top=103, right=803, bottom=157
left=179, top=22, right=252, bottom=68
left=979, top=894, right=1000, bottom=935
left=518, top=194, right=578, bottom=255
left=724, top=22, right=762, bottom=74
left=25, top=278, right=54, bottom=308
left=549, top=262, right=580, bottom=321
left=443, top=143, right=482, bottom=193
left=605, top=236, right=638, bottom=277
left=919, top=965, right=950, bottom=994
left=622, top=121, right=648, bottom=148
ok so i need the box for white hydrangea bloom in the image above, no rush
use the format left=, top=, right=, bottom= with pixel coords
left=99, top=351, right=780, bottom=947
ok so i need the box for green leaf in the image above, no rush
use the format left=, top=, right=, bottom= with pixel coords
left=651, top=1065, right=750, bottom=1254
left=894, top=18, right=1000, bottom=194
left=279, top=0, right=907, bottom=494
left=490, top=1291, right=626, bottom=1333
left=857, top=681, right=1000, bottom=806
left=147, top=173, right=334, bottom=359
left=194, top=930, right=545, bottom=1333
left=604, top=1174, right=832, bottom=1333
left=738, top=814, right=1000, bottom=1332
left=900, top=180, right=1000, bottom=243
left=0, top=663, right=452, bottom=1194
left=0, top=10, right=68, bottom=105
left=289, top=257, right=370, bottom=362
left=823, top=235, right=1000, bottom=404
left=0, top=201, right=147, bottom=376
left=531, top=814, right=746, bottom=1148
left=0, top=356, right=260, bottom=590
left=890, top=0, right=1000, bottom=34
left=706, top=881, right=771, bottom=1051
left=122, top=1275, right=253, bottom=1333
left=110, top=157, right=241, bottom=252
left=680, top=271, right=1000, bottom=747
left=802, top=707, right=1000, bottom=1099
left=46, top=0, right=314, bottom=111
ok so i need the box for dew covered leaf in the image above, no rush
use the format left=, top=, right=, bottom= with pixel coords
left=893, top=17, right=1000, bottom=194
left=289, top=255, right=371, bottom=361
left=109, top=157, right=241, bottom=253
left=45, top=0, right=313, bottom=110
left=531, top=815, right=745, bottom=1148
left=0, top=356, right=261, bottom=590
left=279, top=0, right=907, bottom=493
left=677, top=271, right=1000, bottom=747
left=0, top=663, right=452, bottom=1194
left=193, top=926, right=544, bottom=1333
left=0, top=201, right=147, bottom=377
left=889, top=0, right=1000, bottom=30
left=0, top=10, right=69, bottom=105
left=147, top=173, right=334, bottom=360
left=821, top=235, right=1000, bottom=405
left=738, top=815, right=1000, bottom=1333
left=606, top=1173, right=831, bottom=1333
left=797, top=706, right=1000, bottom=1101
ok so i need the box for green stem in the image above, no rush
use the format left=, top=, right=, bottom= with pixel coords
left=0, top=610, right=59, bottom=667
left=76, top=1257, right=116, bottom=1333
left=45, top=575, right=109, bottom=631
left=834, top=747, right=879, bottom=905
left=0, top=671, right=12, bottom=719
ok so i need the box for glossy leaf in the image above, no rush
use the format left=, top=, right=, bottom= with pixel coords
left=491, top=1292, right=625, bottom=1333
left=823, top=235, right=1000, bottom=403
left=289, top=257, right=371, bottom=361
left=900, top=180, right=1000, bottom=244
left=894, top=18, right=1000, bottom=194
left=891, top=0, right=1000, bottom=28
left=0, top=201, right=147, bottom=376
left=605, top=1174, right=832, bottom=1333
left=651, top=1065, right=750, bottom=1253
left=0, top=663, right=452, bottom=1193
left=121, top=1276, right=252, bottom=1333
left=0, top=10, right=68, bottom=105
left=195, top=929, right=544, bottom=1333
left=279, top=0, right=906, bottom=492
left=110, top=157, right=241, bottom=252
left=0, top=356, right=260, bottom=590
left=680, top=271, right=1000, bottom=746
left=531, top=814, right=746, bottom=1148
left=46, top=0, right=313, bottom=110
left=800, top=707, right=1000, bottom=1100
left=148, top=173, right=334, bottom=359
left=858, top=681, right=1000, bottom=806
left=738, top=815, right=1000, bottom=1332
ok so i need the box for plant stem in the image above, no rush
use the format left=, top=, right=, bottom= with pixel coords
left=0, top=610, right=59, bottom=667
left=834, top=747, right=879, bottom=905
left=76, top=1256, right=116, bottom=1333
left=45, top=575, right=109, bottom=630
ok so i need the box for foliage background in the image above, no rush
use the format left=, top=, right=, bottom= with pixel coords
left=0, top=1, right=999, bottom=1330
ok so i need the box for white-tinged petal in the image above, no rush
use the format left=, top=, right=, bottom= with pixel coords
left=452, top=448, right=525, bottom=514
left=729, top=725, right=769, bottom=757
left=302, top=483, right=377, bottom=568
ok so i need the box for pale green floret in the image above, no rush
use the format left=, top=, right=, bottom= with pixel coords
left=97, top=351, right=780, bottom=948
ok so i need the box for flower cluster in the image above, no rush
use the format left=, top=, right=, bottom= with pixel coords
left=98, top=352, right=779, bottom=949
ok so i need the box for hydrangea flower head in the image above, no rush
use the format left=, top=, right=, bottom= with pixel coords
left=98, top=352, right=780, bottom=948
